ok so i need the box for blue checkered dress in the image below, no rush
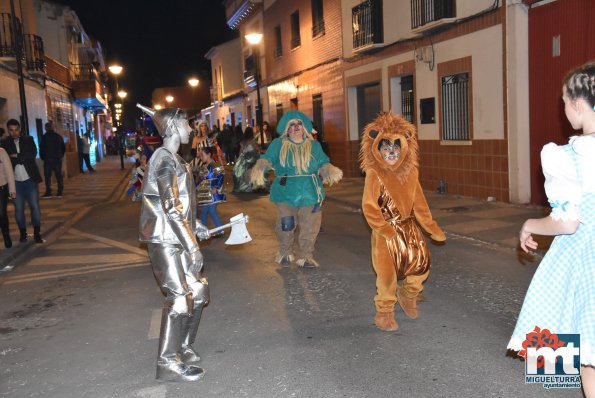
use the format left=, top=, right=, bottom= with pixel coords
left=508, top=143, right=595, bottom=366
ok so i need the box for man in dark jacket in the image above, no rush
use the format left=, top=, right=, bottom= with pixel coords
left=5, top=119, right=43, bottom=243
left=39, top=121, right=65, bottom=198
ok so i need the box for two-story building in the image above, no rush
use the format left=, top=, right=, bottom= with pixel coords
left=0, top=1, right=47, bottom=143
left=0, top=0, right=110, bottom=177
left=224, top=0, right=346, bottom=162
left=203, top=37, right=245, bottom=129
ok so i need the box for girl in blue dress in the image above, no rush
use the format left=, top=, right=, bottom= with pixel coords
left=509, top=63, right=595, bottom=394
left=196, top=147, right=225, bottom=236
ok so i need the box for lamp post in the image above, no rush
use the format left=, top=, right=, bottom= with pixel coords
left=108, top=64, right=125, bottom=169
left=188, top=78, right=199, bottom=115
left=245, top=33, right=264, bottom=146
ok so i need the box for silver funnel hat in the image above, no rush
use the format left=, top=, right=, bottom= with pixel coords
left=137, top=103, right=185, bottom=137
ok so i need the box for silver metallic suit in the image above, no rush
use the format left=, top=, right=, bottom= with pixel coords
left=138, top=105, right=210, bottom=382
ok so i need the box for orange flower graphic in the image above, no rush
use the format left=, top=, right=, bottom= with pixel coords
left=519, top=326, right=566, bottom=369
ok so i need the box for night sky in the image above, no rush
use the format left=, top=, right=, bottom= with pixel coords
left=56, top=0, right=238, bottom=126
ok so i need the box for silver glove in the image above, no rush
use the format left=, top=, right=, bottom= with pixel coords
left=194, top=221, right=211, bottom=241
left=188, top=250, right=204, bottom=274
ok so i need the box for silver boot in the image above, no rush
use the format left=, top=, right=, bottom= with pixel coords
left=156, top=307, right=204, bottom=381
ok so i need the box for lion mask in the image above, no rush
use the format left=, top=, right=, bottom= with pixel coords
left=359, top=112, right=419, bottom=182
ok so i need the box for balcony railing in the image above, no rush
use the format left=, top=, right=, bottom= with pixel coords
left=0, top=13, right=21, bottom=59
left=411, top=0, right=456, bottom=29
left=352, top=0, right=383, bottom=50
left=71, top=63, right=98, bottom=81
left=23, top=34, right=45, bottom=74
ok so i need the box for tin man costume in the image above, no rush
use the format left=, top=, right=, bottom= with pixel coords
left=137, top=104, right=210, bottom=382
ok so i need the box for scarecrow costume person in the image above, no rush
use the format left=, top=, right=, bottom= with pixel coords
left=251, top=110, right=342, bottom=268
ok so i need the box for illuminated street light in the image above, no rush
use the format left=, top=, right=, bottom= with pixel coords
left=154, top=104, right=163, bottom=110
left=165, top=95, right=174, bottom=103
left=245, top=33, right=263, bottom=45
left=108, top=64, right=123, bottom=75
left=118, top=90, right=128, bottom=99
left=188, top=78, right=199, bottom=87
left=115, top=103, right=122, bottom=108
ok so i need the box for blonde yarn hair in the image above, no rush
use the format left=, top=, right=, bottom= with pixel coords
left=280, top=138, right=313, bottom=175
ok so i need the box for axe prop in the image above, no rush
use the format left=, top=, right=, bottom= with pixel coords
left=208, top=213, right=252, bottom=245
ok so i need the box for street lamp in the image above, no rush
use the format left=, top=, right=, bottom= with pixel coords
left=245, top=33, right=264, bottom=146
left=108, top=64, right=125, bottom=170
left=165, top=95, right=174, bottom=103
left=188, top=78, right=199, bottom=114
left=108, top=65, right=123, bottom=75
left=118, top=90, right=127, bottom=99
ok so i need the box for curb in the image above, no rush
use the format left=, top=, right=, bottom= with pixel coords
left=325, top=193, right=523, bottom=252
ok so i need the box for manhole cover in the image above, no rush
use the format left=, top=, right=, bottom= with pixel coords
left=441, top=206, right=471, bottom=212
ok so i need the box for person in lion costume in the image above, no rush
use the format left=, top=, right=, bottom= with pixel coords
left=359, top=112, right=446, bottom=331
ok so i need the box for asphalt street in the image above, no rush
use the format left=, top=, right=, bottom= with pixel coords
left=0, top=188, right=580, bottom=397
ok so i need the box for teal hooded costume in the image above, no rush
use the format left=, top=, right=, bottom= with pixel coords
left=261, top=111, right=329, bottom=206
left=250, top=110, right=343, bottom=267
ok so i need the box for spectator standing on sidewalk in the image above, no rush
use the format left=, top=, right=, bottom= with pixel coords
left=76, top=132, right=84, bottom=173
left=509, top=62, right=595, bottom=394
left=0, top=144, right=15, bottom=248
left=81, top=133, right=95, bottom=173
left=40, top=121, right=65, bottom=198
left=4, top=119, right=43, bottom=243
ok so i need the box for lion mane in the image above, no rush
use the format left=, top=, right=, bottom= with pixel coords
left=359, top=111, right=419, bottom=182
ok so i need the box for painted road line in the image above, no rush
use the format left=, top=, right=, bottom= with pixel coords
left=27, top=253, right=146, bottom=266
left=50, top=242, right=112, bottom=250
left=69, top=228, right=147, bottom=256
left=3, top=261, right=149, bottom=284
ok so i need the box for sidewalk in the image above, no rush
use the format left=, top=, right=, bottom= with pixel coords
left=325, top=178, right=550, bottom=250
left=0, top=156, right=132, bottom=269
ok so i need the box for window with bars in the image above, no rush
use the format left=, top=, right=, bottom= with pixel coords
left=243, top=54, right=256, bottom=87
left=312, top=0, right=325, bottom=37
left=274, top=25, right=282, bottom=58
left=400, top=75, right=414, bottom=123
left=290, top=11, right=301, bottom=49
left=352, top=0, right=383, bottom=50
left=411, top=0, right=456, bottom=29
left=441, top=72, right=470, bottom=141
